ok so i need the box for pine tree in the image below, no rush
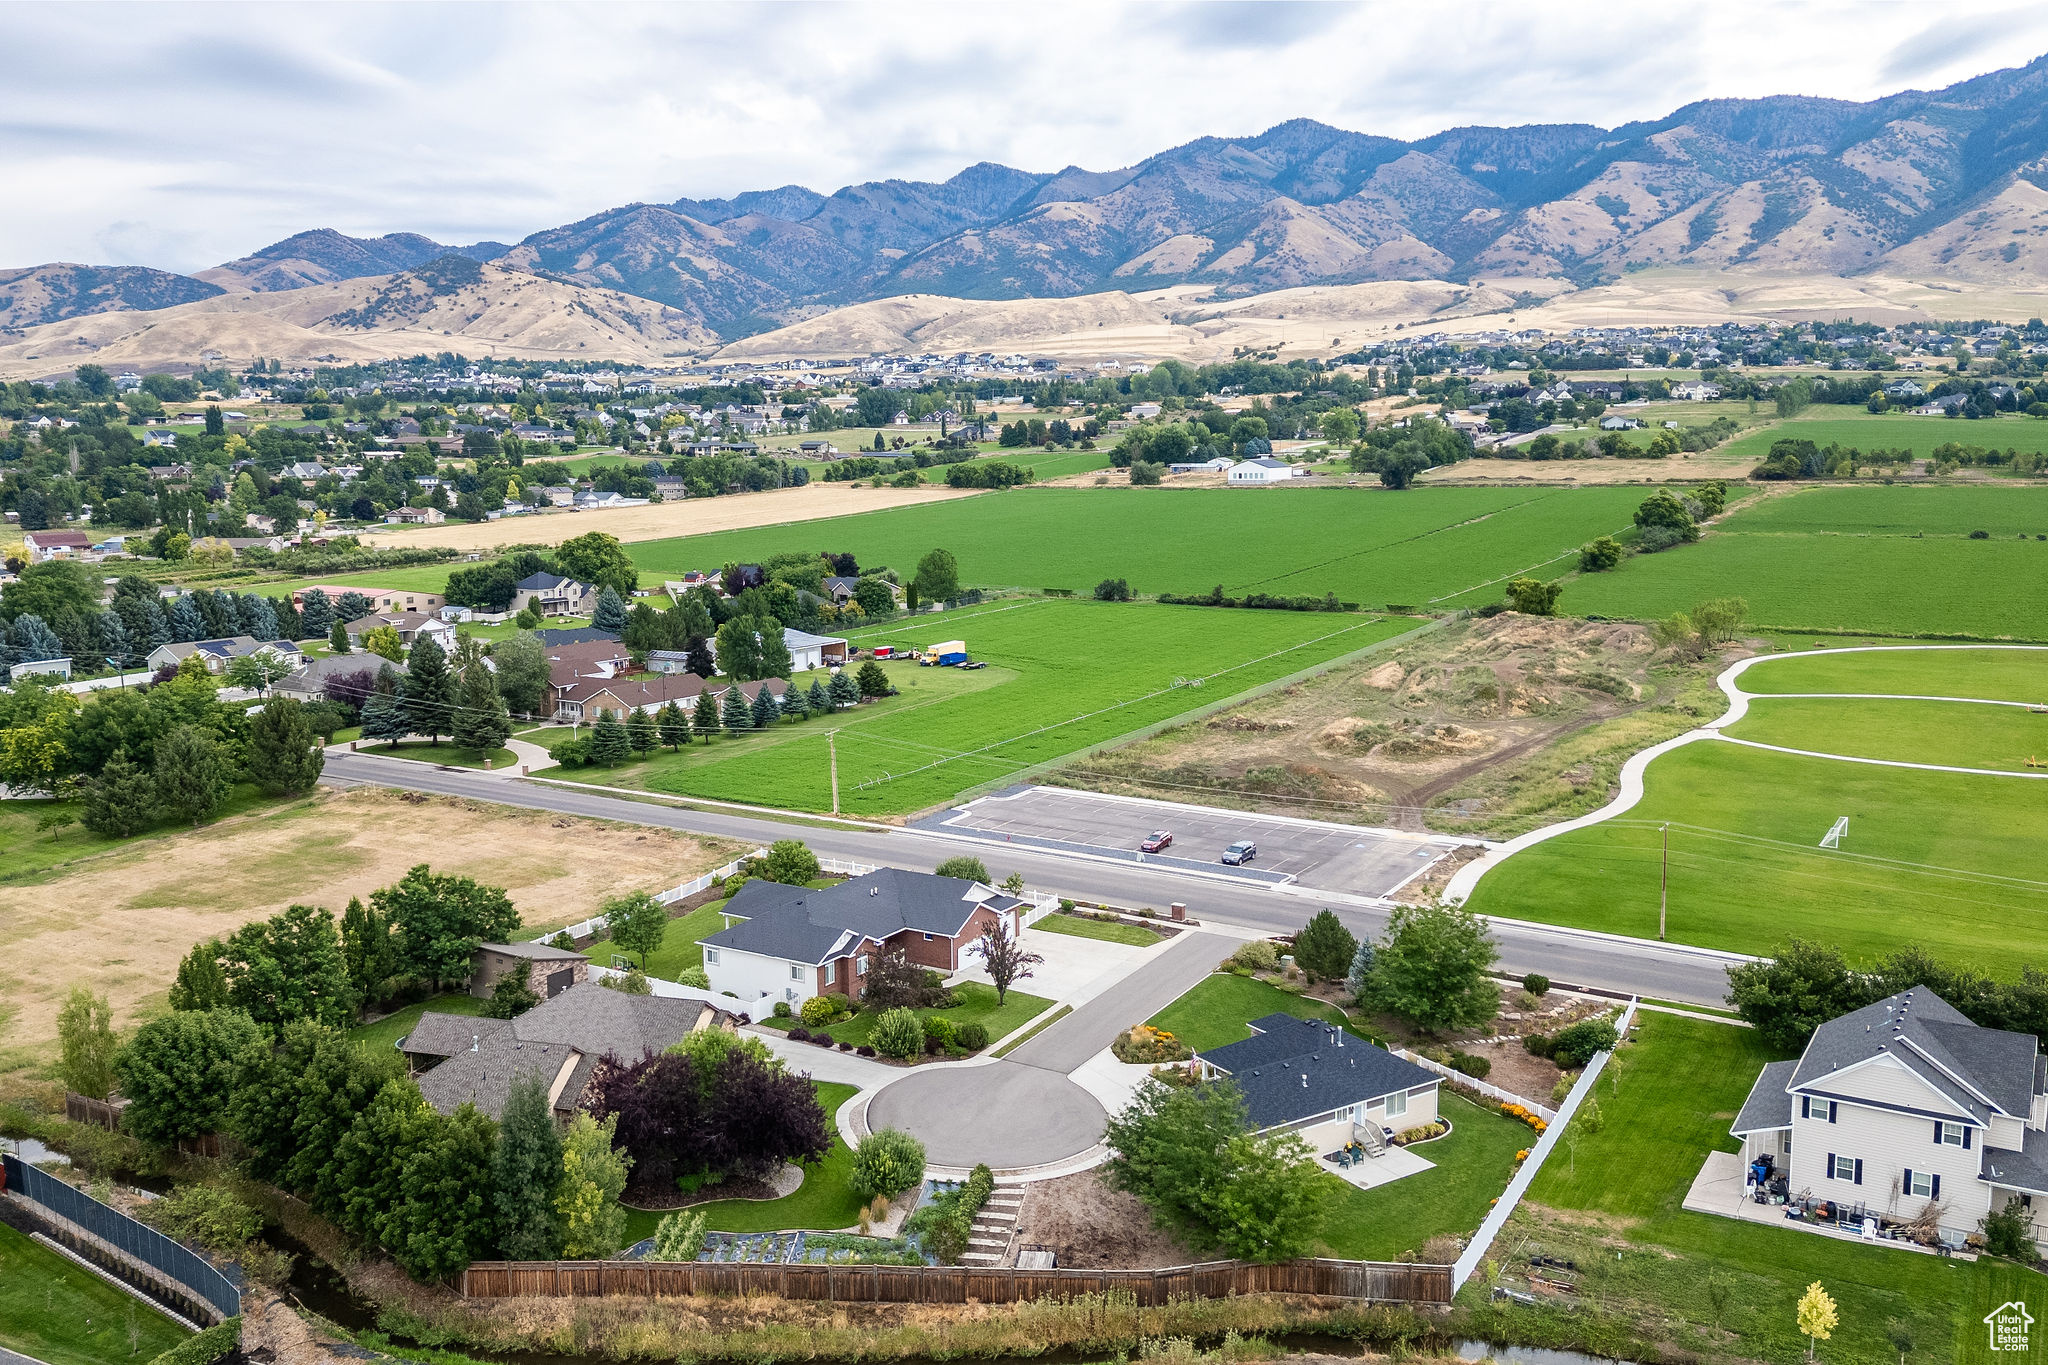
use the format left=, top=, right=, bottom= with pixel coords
left=451, top=655, right=512, bottom=754
left=684, top=637, right=715, bottom=678
left=9, top=614, right=62, bottom=662
left=333, top=591, right=370, bottom=622
left=329, top=620, right=352, bottom=654
left=781, top=687, right=809, bottom=721
left=856, top=661, right=892, bottom=697
left=82, top=750, right=158, bottom=837
left=492, top=1075, right=564, bottom=1261
left=720, top=687, right=753, bottom=733
left=95, top=610, right=133, bottom=668
left=360, top=672, right=409, bottom=746
left=240, top=594, right=279, bottom=640
left=591, top=586, right=628, bottom=633
left=627, top=707, right=658, bottom=755
left=153, top=724, right=231, bottom=825
left=247, top=696, right=326, bottom=795
left=691, top=693, right=721, bottom=743
left=141, top=599, right=171, bottom=654
left=590, top=712, right=630, bottom=766
left=807, top=678, right=830, bottom=712
left=828, top=668, right=861, bottom=708
left=403, top=634, right=454, bottom=744
left=750, top=684, right=780, bottom=729
left=299, top=589, right=335, bottom=640
left=655, top=700, right=687, bottom=750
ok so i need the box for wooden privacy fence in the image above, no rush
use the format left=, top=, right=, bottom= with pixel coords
left=462, top=1257, right=1452, bottom=1306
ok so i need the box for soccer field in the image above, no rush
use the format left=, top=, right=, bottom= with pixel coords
left=548, top=598, right=1419, bottom=815
left=1463, top=646, right=2048, bottom=966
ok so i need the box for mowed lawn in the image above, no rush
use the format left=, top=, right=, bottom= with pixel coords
left=1517, top=1012, right=2037, bottom=1365
left=624, top=485, right=1649, bottom=605
left=1738, top=644, right=2048, bottom=702
left=1728, top=695, right=2048, bottom=772
left=1463, top=737, right=2048, bottom=966
left=772, top=982, right=1055, bottom=1050
left=1035, top=912, right=1164, bottom=947
left=583, top=902, right=732, bottom=977
left=0, top=1221, right=190, bottom=1365
left=551, top=600, right=1416, bottom=814
left=1146, top=973, right=1348, bottom=1053
left=1318, top=1093, right=1530, bottom=1261
left=348, top=992, right=492, bottom=1051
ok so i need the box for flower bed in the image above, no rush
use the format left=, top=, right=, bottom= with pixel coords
left=689, top=1229, right=928, bottom=1265
left=1111, top=1024, right=1192, bottom=1064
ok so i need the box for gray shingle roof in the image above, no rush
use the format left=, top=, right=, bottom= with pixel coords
left=704, top=868, right=1017, bottom=965
left=1790, top=986, right=2038, bottom=1126
left=1731, top=1060, right=1799, bottom=1135
left=482, top=941, right=588, bottom=961
left=1982, top=1126, right=2048, bottom=1196
left=535, top=626, right=621, bottom=646
left=1199, top=1014, right=1440, bottom=1133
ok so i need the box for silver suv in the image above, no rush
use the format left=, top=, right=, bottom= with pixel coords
left=1221, top=840, right=1257, bottom=866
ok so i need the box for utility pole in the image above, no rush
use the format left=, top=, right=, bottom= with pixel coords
left=829, top=729, right=840, bottom=816
left=1658, top=822, right=1669, bottom=941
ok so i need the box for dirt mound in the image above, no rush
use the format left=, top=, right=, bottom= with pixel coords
left=1363, top=661, right=1407, bottom=690
left=1207, top=714, right=1296, bottom=733
left=1376, top=723, right=1498, bottom=761
left=1317, top=717, right=1394, bottom=753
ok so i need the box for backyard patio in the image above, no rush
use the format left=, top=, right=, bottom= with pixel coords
left=1681, top=1151, right=1975, bottom=1259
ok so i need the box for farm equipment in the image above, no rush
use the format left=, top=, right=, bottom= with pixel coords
left=920, top=640, right=968, bottom=666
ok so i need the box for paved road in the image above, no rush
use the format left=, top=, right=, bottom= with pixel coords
left=319, top=753, right=1737, bottom=1004
left=1006, top=930, right=1228, bottom=1073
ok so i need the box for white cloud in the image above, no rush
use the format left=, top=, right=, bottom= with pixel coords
left=2, top=0, right=2044, bottom=273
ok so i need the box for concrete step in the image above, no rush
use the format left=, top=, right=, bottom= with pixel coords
left=977, top=1210, right=1018, bottom=1223
left=960, top=1253, right=1002, bottom=1266
left=968, top=1237, right=1009, bottom=1250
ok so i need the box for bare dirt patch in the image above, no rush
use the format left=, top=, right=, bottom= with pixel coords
left=1059, top=613, right=1733, bottom=837
left=0, top=787, right=745, bottom=1045
left=1010, top=1169, right=1197, bottom=1269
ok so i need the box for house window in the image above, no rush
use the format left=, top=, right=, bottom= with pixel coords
left=789, top=964, right=803, bottom=981
left=1906, top=1171, right=1936, bottom=1198
left=1938, top=1121, right=1968, bottom=1147
left=703, top=948, right=720, bottom=966
left=1385, top=1090, right=1409, bottom=1119
left=924, top=932, right=934, bottom=941
left=824, top=961, right=837, bottom=985
left=1828, top=1154, right=1862, bottom=1184
left=1800, top=1097, right=1839, bottom=1123
left=857, top=954, right=869, bottom=975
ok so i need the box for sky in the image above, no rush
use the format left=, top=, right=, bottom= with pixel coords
left=4, top=0, right=2046, bottom=275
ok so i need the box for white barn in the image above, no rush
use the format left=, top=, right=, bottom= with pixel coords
left=1226, top=457, right=1295, bottom=485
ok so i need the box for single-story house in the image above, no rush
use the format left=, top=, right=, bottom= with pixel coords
left=1730, top=985, right=2048, bottom=1254
left=1599, top=415, right=1642, bottom=431
left=9, top=657, right=73, bottom=682
left=1226, top=457, right=1295, bottom=485
left=147, top=637, right=304, bottom=675
left=344, top=611, right=456, bottom=651
left=290, top=585, right=446, bottom=614
left=401, top=981, right=738, bottom=1120
left=783, top=627, right=848, bottom=672
left=469, top=941, right=590, bottom=1001
left=23, top=530, right=93, bottom=563
left=701, top=867, right=1025, bottom=1009
left=509, top=571, right=594, bottom=618
left=1169, top=457, right=1235, bottom=474
left=1196, top=1015, right=1442, bottom=1154
left=556, top=673, right=786, bottom=723
left=386, top=506, right=446, bottom=525
left=273, top=653, right=404, bottom=702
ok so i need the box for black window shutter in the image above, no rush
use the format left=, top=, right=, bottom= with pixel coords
left=1828, top=1151, right=1837, bottom=1177
left=1905, top=1167, right=1915, bottom=1193
left=1829, top=1101, right=1839, bottom=1124
left=1965, top=1128, right=1974, bottom=1150
left=1935, top=1119, right=1944, bottom=1144
left=1801, top=1096, right=1810, bottom=1119
left=1932, top=1173, right=1942, bottom=1198
left=1854, top=1159, right=1864, bottom=1185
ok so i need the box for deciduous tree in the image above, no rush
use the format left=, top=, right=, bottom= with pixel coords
left=1362, top=904, right=1499, bottom=1035
left=603, top=890, right=669, bottom=969
left=555, top=1111, right=631, bottom=1259
left=56, top=987, right=118, bottom=1099
left=757, top=839, right=820, bottom=886
left=115, top=1008, right=265, bottom=1145
left=373, top=865, right=521, bottom=990
left=972, top=917, right=1043, bottom=1006
left=493, top=1076, right=563, bottom=1260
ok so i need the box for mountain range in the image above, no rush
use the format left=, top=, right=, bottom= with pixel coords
left=8, top=55, right=2048, bottom=354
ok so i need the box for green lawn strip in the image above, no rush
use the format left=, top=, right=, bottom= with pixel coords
left=619, top=1080, right=862, bottom=1244
left=358, top=741, right=519, bottom=770
left=1464, top=738, right=2048, bottom=967
left=1146, top=973, right=1347, bottom=1054
left=1728, top=695, right=2048, bottom=772
left=992, top=1004, right=1071, bottom=1057
left=820, top=983, right=1054, bottom=1048
left=251, top=562, right=468, bottom=602
left=1316, top=1093, right=1531, bottom=1261
left=347, top=993, right=493, bottom=1052
left=0, top=787, right=309, bottom=886
left=0, top=1220, right=190, bottom=1365
left=1513, top=1010, right=2030, bottom=1365
left=1034, top=913, right=1164, bottom=947
left=583, top=902, right=732, bottom=978
left=1737, top=645, right=2048, bottom=703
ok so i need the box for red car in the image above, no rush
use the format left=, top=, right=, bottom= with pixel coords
left=1139, top=831, right=1173, bottom=853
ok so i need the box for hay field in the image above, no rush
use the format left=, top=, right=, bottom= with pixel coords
left=0, top=788, right=743, bottom=1047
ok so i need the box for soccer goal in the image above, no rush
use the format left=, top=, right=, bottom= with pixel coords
left=1819, top=817, right=1848, bottom=849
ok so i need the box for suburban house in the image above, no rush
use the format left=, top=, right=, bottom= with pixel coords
left=147, top=636, right=305, bottom=675
left=783, top=627, right=848, bottom=672
left=554, top=672, right=787, bottom=723
left=533, top=625, right=620, bottom=647
left=509, top=571, right=595, bottom=617
left=385, top=506, right=446, bottom=525
left=700, top=867, right=1025, bottom=1008
left=1730, top=986, right=2048, bottom=1253
left=143, top=429, right=179, bottom=448
left=274, top=653, right=404, bottom=702
left=344, top=610, right=457, bottom=651
left=22, top=530, right=93, bottom=562
left=9, top=658, right=73, bottom=683
left=401, top=981, right=739, bottom=1121
left=1195, top=1015, right=1443, bottom=1156
left=291, top=585, right=446, bottom=614
left=1226, top=457, right=1296, bottom=485
left=545, top=638, right=633, bottom=686
left=468, top=941, right=590, bottom=1001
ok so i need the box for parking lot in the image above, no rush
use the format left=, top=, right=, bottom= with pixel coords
left=922, top=786, right=1468, bottom=899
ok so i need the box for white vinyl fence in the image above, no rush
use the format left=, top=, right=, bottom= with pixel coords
left=530, top=850, right=766, bottom=945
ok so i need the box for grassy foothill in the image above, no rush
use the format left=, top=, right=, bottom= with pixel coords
left=1513, top=1012, right=2036, bottom=1365
left=1317, top=1092, right=1531, bottom=1262
left=1034, top=912, right=1165, bottom=947
left=549, top=599, right=1417, bottom=815
left=620, top=1080, right=863, bottom=1244
left=0, top=1221, right=190, bottom=1365
left=1146, top=973, right=1348, bottom=1054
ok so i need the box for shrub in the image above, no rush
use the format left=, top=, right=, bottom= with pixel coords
left=850, top=1127, right=927, bottom=1199
left=872, top=1007, right=925, bottom=1059
left=1550, top=1074, right=1575, bottom=1105
left=855, top=1045, right=877, bottom=1057
left=801, top=995, right=838, bottom=1027
left=955, top=1022, right=990, bottom=1051
left=1523, top=1032, right=1553, bottom=1058
left=1522, top=972, right=1550, bottom=996
left=811, top=1032, right=835, bottom=1047
left=934, top=855, right=991, bottom=882
left=773, top=1000, right=792, bottom=1018
left=787, top=1026, right=812, bottom=1042
left=1230, top=940, right=1280, bottom=972
left=649, top=1209, right=708, bottom=1262
left=1984, top=1202, right=2035, bottom=1260
left=1112, top=1024, right=1192, bottom=1064
left=922, top=1015, right=956, bottom=1047
left=1448, top=1051, right=1492, bottom=1079
left=678, top=967, right=710, bottom=990
left=1515, top=990, right=1542, bottom=1011
left=1550, top=1018, right=1620, bottom=1068
left=146, top=1318, right=242, bottom=1365
left=138, top=1183, right=263, bottom=1252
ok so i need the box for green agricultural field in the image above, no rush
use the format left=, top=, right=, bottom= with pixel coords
left=1723, top=412, right=2048, bottom=459
left=1738, top=645, right=2048, bottom=702
left=553, top=600, right=1416, bottom=814
left=1463, top=737, right=2048, bottom=967
left=1722, top=483, right=2048, bottom=537
left=1728, top=696, right=2048, bottom=772
left=625, top=485, right=1649, bottom=605
left=255, top=562, right=472, bottom=603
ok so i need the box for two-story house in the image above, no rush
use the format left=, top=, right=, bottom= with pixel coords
left=509, top=571, right=594, bottom=618
left=1732, top=986, right=2048, bottom=1252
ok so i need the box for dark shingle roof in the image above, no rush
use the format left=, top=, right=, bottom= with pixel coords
left=1199, top=1014, right=1439, bottom=1132
left=535, top=626, right=621, bottom=646
left=704, top=868, right=1019, bottom=965
left=1732, top=1059, right=1799, bottom=1135
left=1790, top=986, right=2038, bottom=1126
left=516, top=571, right=581, bottom=590
left=1982, top=1126, right=2048, bottom=1196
